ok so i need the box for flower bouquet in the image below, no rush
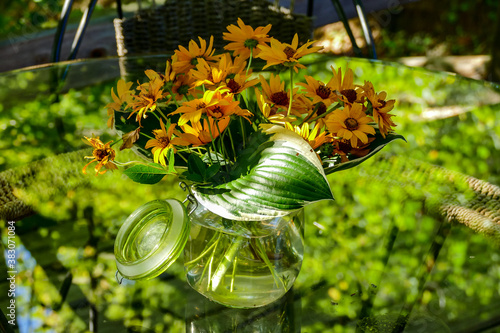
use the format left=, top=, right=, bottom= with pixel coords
left=83, top=18, right=403, bottom=308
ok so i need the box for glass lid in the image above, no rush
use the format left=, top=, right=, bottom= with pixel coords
left=114, top=199, right=189, bottom=280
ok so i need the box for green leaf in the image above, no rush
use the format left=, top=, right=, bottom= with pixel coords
left=123, top=163, right=170, bottom=185
left=202, top=151, right=229, bottom=166
left=205, top=164, right=221, bottom=180
left=323, top=133, right=406, bottom=174
left=187, top=154, right=207, bottom=179
left=186, top=173, right=204, bottom=183
left=192, top=125, right=334, bottom=221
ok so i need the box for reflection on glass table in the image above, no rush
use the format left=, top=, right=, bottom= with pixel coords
left=0, top=54, right=499, bottom=332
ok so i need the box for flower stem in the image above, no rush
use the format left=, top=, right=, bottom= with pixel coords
left=206, top=146, right=214, bottom=165
left=114, top=160, right=142, bottom=166
left=230, top=256, right=238, bottom=292
left=300, top=102, right=322, bottom=125
left=156, top=107, right=169, bottom=122
left=227, top=125, right=237, bottom=161
left=239, top=117, right=246, bottom=149
left=200, top=233, right=221, bottom=290
left=206, top=119, right=220, bottom=165
left=184, top=232, right=220, bottom=267
left=252, top=238, right=284, bottom=289
left=308, top=103, right=342, bottom=123
left=246, top=47, right=253, bottom=77
left=166, top=87, right=179, bottom=108
left=287, top=67, right=294, bottom=117
left=110, top=137, right=123, bottom=147
left=244, top=48, right=254, bottom=103
left=211, top=236, right=245, bottom=291
left=139, top=132, right=154, bottom=140
left=151, top=110, right=163, bottom=123
left=215, top=120, right=230, bottom=172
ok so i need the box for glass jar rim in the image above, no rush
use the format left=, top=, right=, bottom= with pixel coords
left=188, top=201, right=304, bottom=238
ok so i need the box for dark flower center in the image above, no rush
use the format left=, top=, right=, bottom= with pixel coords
left=344, top=117, right=359, bottom=130
left=244, top=39, right=259, bottom=49
left=143, top=90, right=158, bottom=101
left=268, top=107, right=278, bottom=116
left=283, top=46, right=296, bottom=59
left=270, top=91, right=289, bottom=106
left=157, top=136, right=171, bottom=148
left=196, top=102, right=207, bottom=110
left=378, top=99, right=386, bottom=108
left=177, top=84, right=190, bottom=95
left=341, top=89, right=357, bottom=103
left=316, top=85, right=331, bottom=99
left=93, top=148, right=108, bottom=161
left=315, top=102, right=327, bottom=117
left=227, top=79, right=241, bottom=93
left=190, top=57, right=201, bottom=66
left=338, top=140, right=352, bottom=153
left=208, top=106, right=223, bottom=118
left=206, top=72, right=214, bottom=83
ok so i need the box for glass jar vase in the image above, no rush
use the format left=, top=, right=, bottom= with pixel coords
left=184, top=202, right=304, bottom=308
left=114, top=196, right=304, bottom=308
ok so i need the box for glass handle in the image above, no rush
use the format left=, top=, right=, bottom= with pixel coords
left=180, top=181, right=198, bottom=215
left=116, top=270, right=124, bottom=285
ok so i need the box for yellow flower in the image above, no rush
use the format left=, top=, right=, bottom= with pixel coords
left=143, top=69, right=161, bottom=81
left=256, top=90, right=295, bottom=124
left=259, top=73, right=287, bottom=108
left=232, top=103, right=254, bottom=122
left=223, top=18, right=272, bottom=60
left=284, top=122, right=331, bottom=150
left=160, top=60, right=176, bottom=83
left=331, top=137, right=374, bottom=163
left=171, top=74, right=199, bottom=100
left=297, top=75, right=336, bottom=107
left=82, top=136, right=117, bottom=175
left=223, top=73, right=259, bottom=95
left=256, top=34, right=323, bottom=72
left=191, top=53, right=259, bottom=94
left=191, top=53, right=253, bottom=91
left=360, top=81, right=396, bottom=138
left=190, top=57, right=227, bottom=88
left=171, top=93, right=216, bottom=126
left=145, top=119, right=189, bottom=166
left=172, top=36, right=218, bottom=75
left=106, top=79, right=133, bottom=128
left=299, top=97, right=329, bottom=127
left=225, top=54, right=250, bottom=76
left=330, top=67, right=359, bottom=104
left=171, top=89, right=240, bottom=126
left=181, top=117, right=230, bottom=146
left=330, top=139, right=349, bottom=163
left=205, top=91, right=242, bottom=120
left=258, top=74, right=305, bottom=117
left=325, top=103, right=375, bottom=148
left=129, top=77, right=166, bottom=125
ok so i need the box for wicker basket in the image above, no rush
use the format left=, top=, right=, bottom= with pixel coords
left=114, top=0, right=313, bottom=77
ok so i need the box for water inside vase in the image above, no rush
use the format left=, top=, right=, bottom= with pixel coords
left=184, top=208, right=304, bottom=308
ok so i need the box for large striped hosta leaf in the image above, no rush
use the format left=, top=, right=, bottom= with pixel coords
left=192, top=125, right=334, bottom=221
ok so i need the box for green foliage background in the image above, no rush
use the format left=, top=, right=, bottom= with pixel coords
left=0, top=54, right=499, bottom=332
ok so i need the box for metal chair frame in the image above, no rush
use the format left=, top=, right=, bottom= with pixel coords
left=50, top=0, right=378, bottom=63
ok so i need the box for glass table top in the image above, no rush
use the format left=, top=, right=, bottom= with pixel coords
left=0, top=54, right=499, bottom=332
